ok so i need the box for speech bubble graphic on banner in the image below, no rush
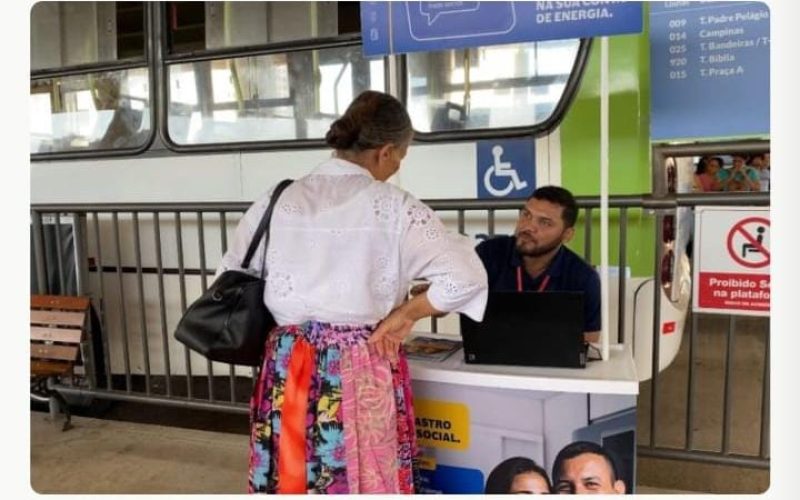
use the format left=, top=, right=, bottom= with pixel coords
left=419, top=1, right=480, bottom=25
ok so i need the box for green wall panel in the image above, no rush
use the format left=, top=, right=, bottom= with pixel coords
left=559, top=28, right=655, bottom=278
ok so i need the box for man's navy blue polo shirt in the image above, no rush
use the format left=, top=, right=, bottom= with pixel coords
left=475, top=235, right=601, bottom=332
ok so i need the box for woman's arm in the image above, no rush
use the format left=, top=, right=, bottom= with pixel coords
left=368, top=292, right=443, bottom=363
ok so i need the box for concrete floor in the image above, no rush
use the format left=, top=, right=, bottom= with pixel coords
left=30, top=411, right=249, bottom=494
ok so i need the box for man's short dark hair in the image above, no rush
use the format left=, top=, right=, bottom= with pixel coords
left=529, top=186, right=578, bottom=228
left=485, top=456, right=552, bottom=494
left=551, top=441, right=620, bottom=485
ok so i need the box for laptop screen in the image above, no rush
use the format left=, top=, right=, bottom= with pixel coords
left=460, top=291, right=586, bottom=368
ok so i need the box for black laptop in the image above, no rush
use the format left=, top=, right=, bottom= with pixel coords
left=460, top=291, right=587, bottom=368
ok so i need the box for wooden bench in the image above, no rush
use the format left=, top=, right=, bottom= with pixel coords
left=30, top=294, right=91, bottom=431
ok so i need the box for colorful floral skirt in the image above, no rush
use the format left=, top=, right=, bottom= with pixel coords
left=248, top=321, right=419, bottom=494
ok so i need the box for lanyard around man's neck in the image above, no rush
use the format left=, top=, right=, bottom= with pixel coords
left=516, top=266, right=550, bottom=293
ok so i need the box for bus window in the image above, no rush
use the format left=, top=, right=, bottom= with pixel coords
left=167, top=2, right=359, bottom=54
left=30, top=69, right=152, bottom=154
left=31, top=2, right=145, bottom=71
left=164, top=2, right=378, bottom=147
left=30, top=2, right=150, bottom=155
left=166, top=46, right=383, bottom=145
left=405, top=39, right=580, bottom=133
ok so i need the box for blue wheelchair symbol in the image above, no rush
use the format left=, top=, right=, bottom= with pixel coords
left=477, top=139, right=535, bottom=199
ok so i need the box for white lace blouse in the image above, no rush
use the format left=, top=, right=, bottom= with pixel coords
left=217, top=157, right=488, bottom=327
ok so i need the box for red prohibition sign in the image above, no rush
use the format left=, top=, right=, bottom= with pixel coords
left=726, top=216, right=770, bottom=268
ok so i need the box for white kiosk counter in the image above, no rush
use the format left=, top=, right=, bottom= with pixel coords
left=405, top=333, right=639, bottom=494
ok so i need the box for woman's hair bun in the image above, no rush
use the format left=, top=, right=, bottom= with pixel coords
left=325, top=91, right=412, bottom=151
left=325, top=116, right=359, bottom=149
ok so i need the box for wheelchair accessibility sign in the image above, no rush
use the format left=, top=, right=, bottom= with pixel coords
left=477, top=138, right=535, bottom=199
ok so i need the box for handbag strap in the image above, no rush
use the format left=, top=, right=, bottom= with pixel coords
left=241, top=179, right=294, bottom=278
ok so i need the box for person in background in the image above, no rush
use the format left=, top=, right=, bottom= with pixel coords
left=692, top=156, right=722, bottom=192
left=90, top=75, right=145, bottom=150
left=475, top=186, right=601, bottom=342
left=748, top=153, right=770, bottom=191
left=218, top=90, right=488, bottom=494
left=486, top=457, right=552, bottom=494
left=718, top=154, right=760, bottom=192
left=551, top=441, right=626, bottom=494
left=726, top=178, right=747, bottom=192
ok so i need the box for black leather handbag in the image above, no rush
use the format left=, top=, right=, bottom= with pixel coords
left=174, top=179, right=293, bottom=366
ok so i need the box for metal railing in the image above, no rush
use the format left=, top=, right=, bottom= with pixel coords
left=30, top=191, right=770, bottom=468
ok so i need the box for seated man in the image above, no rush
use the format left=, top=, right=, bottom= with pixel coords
left=476, top=186, right=601, bottom=342
left=551, top=441, right=626, bottom=494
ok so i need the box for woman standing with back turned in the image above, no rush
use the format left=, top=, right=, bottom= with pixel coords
left=217, top=91, right=488, bottom=494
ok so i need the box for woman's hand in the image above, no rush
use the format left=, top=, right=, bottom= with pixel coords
left=368, top=290, right=444, bottom=365
left=368, top=305, right=415, bottom=365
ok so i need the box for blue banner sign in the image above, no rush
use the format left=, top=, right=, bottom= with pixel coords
left=361, top=1, right=643, bottom=57
left=477, top=138, right=536, bottom=200
left=650, top=2, right=770, bottom=140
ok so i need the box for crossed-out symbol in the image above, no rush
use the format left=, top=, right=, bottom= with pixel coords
left=726, top=216, right=770, bottom=268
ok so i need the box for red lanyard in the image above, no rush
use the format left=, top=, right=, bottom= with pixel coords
left=517, top=266, right=550, bottom=293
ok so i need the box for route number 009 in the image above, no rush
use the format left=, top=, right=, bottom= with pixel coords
left=668, top=18, right=687, bottom=29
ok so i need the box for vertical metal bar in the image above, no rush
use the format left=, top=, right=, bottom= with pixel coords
left=72, top=212, right=96, bottom=389
left=92, top=212, right=112, bottom=391
left=616, top=208, right=628, bottom=344
left=198, top=212, right=215, bottom=401
left=112, top=212, right=132, bottom=392
left=132, top=213, right=152, bottom=395
left=154, top=212, right=173, bottom=397
left=54, top=213, right=66, bottom=293
left=198, top=212, right=209, bottom=292
left=584, top=207, right=593, bottom=262
left=457, top=210, right=465, bottom=235
left=649, top=211, right=664, bottom=448
left=722, top=315, right=736, bottom=454
left=220, top=212, right=237, bottom=403
left=31, top=211, right=48, bottom=296
left=487, top=209, right=495, bottom=237
left=72, top=213, right=90, bottom=297
left=686, top=312, right=698, bottom=450
left=175, top=212, right=193, bottom=399
left=760, top=328, right=770, bottom=458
